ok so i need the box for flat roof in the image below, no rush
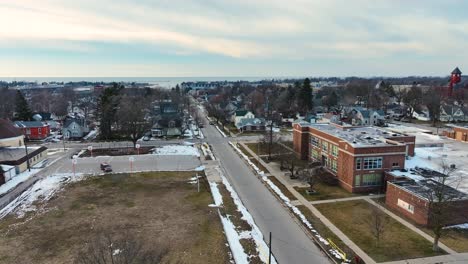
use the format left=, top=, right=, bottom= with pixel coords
left=307, top=123, right=405, bottom=147
left=391, top=179, right=468, bottom=201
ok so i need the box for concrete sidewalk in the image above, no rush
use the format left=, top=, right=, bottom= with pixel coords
left=237, top=141, right=467, bottom=264
left=238, top=141, right=376, bottom=264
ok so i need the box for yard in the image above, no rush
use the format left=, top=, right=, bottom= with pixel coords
left=245, top=142, right=291, bottom=156
left=315, top=200, right=444, bottom=262
left=294, top=183, right=358, bottom=201
left=79, top=146, right=154, bottom=157
left=0, top=172, right=230, bottom=264
left=373, top=197, right=468, bottom=253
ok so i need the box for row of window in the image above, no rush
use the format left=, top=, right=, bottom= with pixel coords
left=310, top=136, right=338, bottom=157
left=355, top=173, right=382, bottom=187
left=356, top=157, right=383, bottom=170
left=310, top=149, right=337, bottom=172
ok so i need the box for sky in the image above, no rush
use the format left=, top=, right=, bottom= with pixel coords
left=0, top=0, right=467, bottom=78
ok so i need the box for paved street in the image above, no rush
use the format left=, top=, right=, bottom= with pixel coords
left=199, top=109, right=330, bottom=263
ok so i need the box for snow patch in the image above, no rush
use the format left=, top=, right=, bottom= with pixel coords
left=151, top=145, right=200, bottom=157
left=215, top=125, right=228, bottom=138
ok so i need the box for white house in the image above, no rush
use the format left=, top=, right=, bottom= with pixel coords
left=232, top=110, right=255, bottom=124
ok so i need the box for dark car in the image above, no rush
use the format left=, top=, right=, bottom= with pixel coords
left=209, top=121, right=214, bottom=125
left=100, top=162, right=111, bottom=170
left=103, top=166, right=113, bottom=172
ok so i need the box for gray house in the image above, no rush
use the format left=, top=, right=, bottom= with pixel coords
left=62, top=115, right=89, bottom=139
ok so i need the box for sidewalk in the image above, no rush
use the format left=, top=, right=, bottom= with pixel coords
left=238, top=141, right=376, bottom=264
left=237, top=141, right=466, bottom=264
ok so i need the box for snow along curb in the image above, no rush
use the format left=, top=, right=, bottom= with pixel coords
left=229, top=141, right=350, bottom=263
left=215, top=125, right=228, bottom=138
left=208, top=168, right=277, bottom=264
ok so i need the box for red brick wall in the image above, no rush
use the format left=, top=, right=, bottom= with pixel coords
left=386, top=183, right=430, bottom=226
left=293, top=124, right=309, bottom=160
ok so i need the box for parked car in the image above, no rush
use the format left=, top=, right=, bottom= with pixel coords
left=198, top=123, right=204, bottom=128
left=103, top=166, right=113, bottom=172
left=209, top=121, right=214, bottom=125
left=100, top=162, right=111, bottom=171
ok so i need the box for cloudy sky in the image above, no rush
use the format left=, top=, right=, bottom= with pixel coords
left=1, top=0, right=467, bottom=77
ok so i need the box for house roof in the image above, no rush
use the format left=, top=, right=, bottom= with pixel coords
left=14, top=121, right=48, bottom=128
left=235, top=110, right=249, bottom=116
left=0, top=146, right=47, bottom=165
left=0, top=119, right=23, bottom=140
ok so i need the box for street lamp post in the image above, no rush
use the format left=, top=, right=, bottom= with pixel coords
left=135, top=144, right=140, bottom=155
left=72, top=156, right=77, bottom=177
left=88, top=145, right=93, bottom=157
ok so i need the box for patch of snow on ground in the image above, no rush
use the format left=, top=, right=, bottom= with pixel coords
left=152, top=145, right=200, bottom=157
left=218, top=167, right=277, bottom=264
left=220, top=215, right=249, bottom=264
left=201, top=143, right=215, bottom=160
left=0, top=169, right=41, bottom=196
left=0, top=173, right=86, bottom=219
left=209, top=182, right=223, bottom=207
left=215, top=125, right=227, bottom=138
left=445, top=223, right=468, bottom=229
left=229, top=142, right=264, bottom=176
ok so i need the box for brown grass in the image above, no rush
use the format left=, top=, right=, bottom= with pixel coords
left=0, top=172, right=230, bottom=264
left=294, top=183, right=358, bottom=201
left=315, top=200, right=445, bottom=262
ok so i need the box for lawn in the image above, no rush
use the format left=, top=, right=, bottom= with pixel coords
left=245, top=142, right=290, bottom=156
left=315, top=200, right=444, bottom=262
left=0, top=172, right=230, bottom=264
left=294, top=183, right=358, bottom=201
left=296, top=205, right=357, bottom=261
left=373, top=197, right=468, bottom=253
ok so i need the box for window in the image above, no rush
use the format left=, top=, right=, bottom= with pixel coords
left=362, top=173, right=382, bottom=186
left=331, top=145, right=338, bottom=157
left=363, top=157, right=382, bottom=170
left=26, top=129, right=31, bottom=135
left=322, top=141, right=328, bottom=152
left=331, top=159, right=337, bottom=172
left=355, top=175, right=361, bottom=187
left=311, top=149, right=320, bottom=160
left=356, top=158, right=362, bottom=170
left=392, top=162, right=399, bottom=168
left=397, top=199, right=414, bottom=214
left=38, top=128, right=42, bottom=134
left=310, top=136, right=319, bottom=147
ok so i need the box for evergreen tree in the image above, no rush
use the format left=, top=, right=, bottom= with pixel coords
left=297, top=78, right=313, bottom=114
left=97, top=84, right=123, bottom=140
left=15, top=90, right=32, bottom=121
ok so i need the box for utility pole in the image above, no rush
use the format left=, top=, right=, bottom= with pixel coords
left=197, top=173, right=200, bottom=193
left=24, top=142, right=31, bottom=172
left=268, top=232, right=272, bottom=264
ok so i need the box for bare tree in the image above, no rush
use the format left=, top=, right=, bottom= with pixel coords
left=117, top=95, right=151, bottom=147
left=421, top=162, right=465, bottom=251
left=261, top=128, right=280, bottom=161
left=366, top=204, right=388, bottom=247
left=75, top=231, right=167, bottom=264
left=403, top=86, right=423, bottom=122
left=297, top=167, right=320, bottom=193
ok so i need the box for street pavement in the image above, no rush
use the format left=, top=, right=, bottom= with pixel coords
left=199, top=108, right=330, bottom=264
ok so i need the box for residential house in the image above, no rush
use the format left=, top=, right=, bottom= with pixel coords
left=0, top=119, right=25, bottom=147
left=0, top=164, right=16, bottom=185
left=14, top=121, right=50, bottom=140
left=0, top=146, right=48, bottom=174
left=349, top=107, right=385, bottom=126
left=236, top=118, right=266, bottom=132
left=62, top=114, right=90, bottom=139
left=293, top=122, right=416, bottom=193
left=32, top=112, right=60, bottom=131
left=232, top=110, right=255, bottom=124
left=151, top=101, right=185, bottom=138
left=385, top=168, right=468, bottom=226
left=440, top=105, right=467, bottom=122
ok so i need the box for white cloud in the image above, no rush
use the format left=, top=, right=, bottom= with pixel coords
left=0, top=0, right=467, bottom=76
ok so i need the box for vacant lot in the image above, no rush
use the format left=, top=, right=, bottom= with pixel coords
left=294, top=183, right=358, bottom=201
left=80, top=147, right=153, bottom=157
left=0, top=172, right=230, bottom=264
left=315, top=200, right=444, bottom=262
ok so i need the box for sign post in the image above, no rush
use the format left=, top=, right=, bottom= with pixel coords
left=129, top=156, right=135, bottom=173
left=135, top=144, right=141, bottom=155
left=88, top=145, right=93, bottom=157
left=72, top=157, right=77, bottom=177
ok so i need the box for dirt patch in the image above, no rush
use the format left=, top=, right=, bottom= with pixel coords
left=79, top=147, right=154, bottom=157
left=0, top=172, right=230, bottom=264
